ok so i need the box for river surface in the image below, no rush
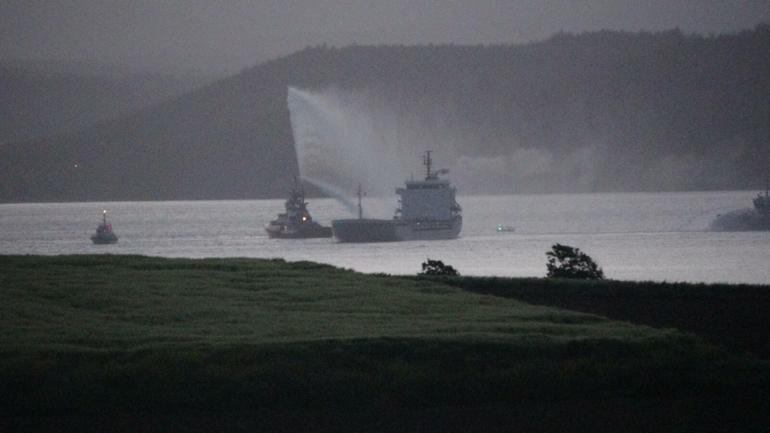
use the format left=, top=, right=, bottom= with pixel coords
left=1, top=191, right=768, bottom=285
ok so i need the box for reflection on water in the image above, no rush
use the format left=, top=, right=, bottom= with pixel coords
left=0, top=191, right=768, bottom=285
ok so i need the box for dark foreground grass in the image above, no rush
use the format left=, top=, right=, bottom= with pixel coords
left=2, top=255, right=769, bottom=432
left=430, top=275, right=770, bottom=359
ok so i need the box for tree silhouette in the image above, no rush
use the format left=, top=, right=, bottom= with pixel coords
left=420, top=259, right=459, bottom=276
left=546, top=243, right=604, bottom=280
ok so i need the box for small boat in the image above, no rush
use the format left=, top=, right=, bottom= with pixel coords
left=265, top=178, right=332, bottom=239
left=91, top=210, right=118, bottom=244
left=496, top=224, right=515, bottom=232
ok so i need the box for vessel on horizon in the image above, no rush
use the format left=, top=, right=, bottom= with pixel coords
left=332, top=151, right=462, bottom=243
left=710, top=186, right=770, bottom=231
left=91, top=210, right=118, bottom=244
left=265, top=178, right=333, bottom=239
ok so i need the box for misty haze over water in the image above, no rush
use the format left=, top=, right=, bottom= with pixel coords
left=4, top=24, right=769, bottom=202
left=1, top=191, right=768, bottom=285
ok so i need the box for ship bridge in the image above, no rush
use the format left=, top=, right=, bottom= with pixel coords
left=403, top=178, right=451, bottom=189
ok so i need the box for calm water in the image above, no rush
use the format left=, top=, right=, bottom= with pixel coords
left=1, top=191, right=768, bottom=285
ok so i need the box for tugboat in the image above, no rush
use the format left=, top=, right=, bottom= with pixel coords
left=332, top=151, right=462, bottom=242
left=91, top=210, right=118, bottom=244
left=710, top=186, right=770, bottom=231
left=265, top=178, right=332, bottom=239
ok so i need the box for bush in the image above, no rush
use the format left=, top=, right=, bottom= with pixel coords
left=546, top=244, right=604, bottom=280
left=420, top=259, right=459, bottom=276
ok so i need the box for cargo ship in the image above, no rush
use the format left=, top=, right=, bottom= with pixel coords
left=332, top=151, right=462, bottom=242
left=710, top=186, right=770, bottom=231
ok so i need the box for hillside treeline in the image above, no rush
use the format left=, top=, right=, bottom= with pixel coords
left=1, top=25, right=768, bottom=202
left=0, top=65, right=204, bottom=143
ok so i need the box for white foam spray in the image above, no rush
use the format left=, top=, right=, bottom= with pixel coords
left=288, top=86, right=415, bottom=216
left=287, top=86, right=603, bottom=202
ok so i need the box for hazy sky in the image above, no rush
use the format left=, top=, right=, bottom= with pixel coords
left=1, top=0, right=768, bottom=74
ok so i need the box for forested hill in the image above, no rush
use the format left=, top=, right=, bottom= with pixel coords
left=0, top=65, right=207, bottom=143
left=1, top=26, right=768, bottom=202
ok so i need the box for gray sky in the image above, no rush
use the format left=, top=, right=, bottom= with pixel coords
left=1, top=0, right=768, bottom=74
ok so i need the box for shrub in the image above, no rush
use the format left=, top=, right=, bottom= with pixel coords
left=420, top=259, right=459, bottom=276
left=546, top=244, right=604, bottom=280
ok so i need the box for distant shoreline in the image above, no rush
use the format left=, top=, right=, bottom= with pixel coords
left=0, top=188, right=765, bottom=206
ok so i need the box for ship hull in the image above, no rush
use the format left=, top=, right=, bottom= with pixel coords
left=332, top=217, right=461, bottom=243
left=91, top=234, right=118, bottom=244
left=331, top=219, right=398, bottom=242
left=710, top=209, right=770, bottom=231
left=265, top=223, right=332, bottom=239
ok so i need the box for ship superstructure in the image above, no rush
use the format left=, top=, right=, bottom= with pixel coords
left=752, top=187, right=770, bottom=216
left=332, top=151, right=462, bottom=242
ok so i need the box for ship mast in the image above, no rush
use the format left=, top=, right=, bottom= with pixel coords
left=293, top=176, right=304, bottom=199
left=423, top=150, right=433, bottom=180
left=356, top=184, right=365, bottom=219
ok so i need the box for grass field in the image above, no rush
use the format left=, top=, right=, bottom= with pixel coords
left=430, top=275, right=770, bottom=359
left=2, top=255, right=769, bottom=432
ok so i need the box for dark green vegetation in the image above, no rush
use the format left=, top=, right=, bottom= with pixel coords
left=2, top=25, right=769, bottom=202
left=546, top=243, right=605, bottom=280
left=2, top=255, right=769, bottom=432
left=435, top=275, right=770, bottom=360
left=420, top=258, right=460, bottom=276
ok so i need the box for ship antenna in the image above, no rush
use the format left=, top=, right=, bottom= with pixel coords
left=103, top=209, right=107, bottom=225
